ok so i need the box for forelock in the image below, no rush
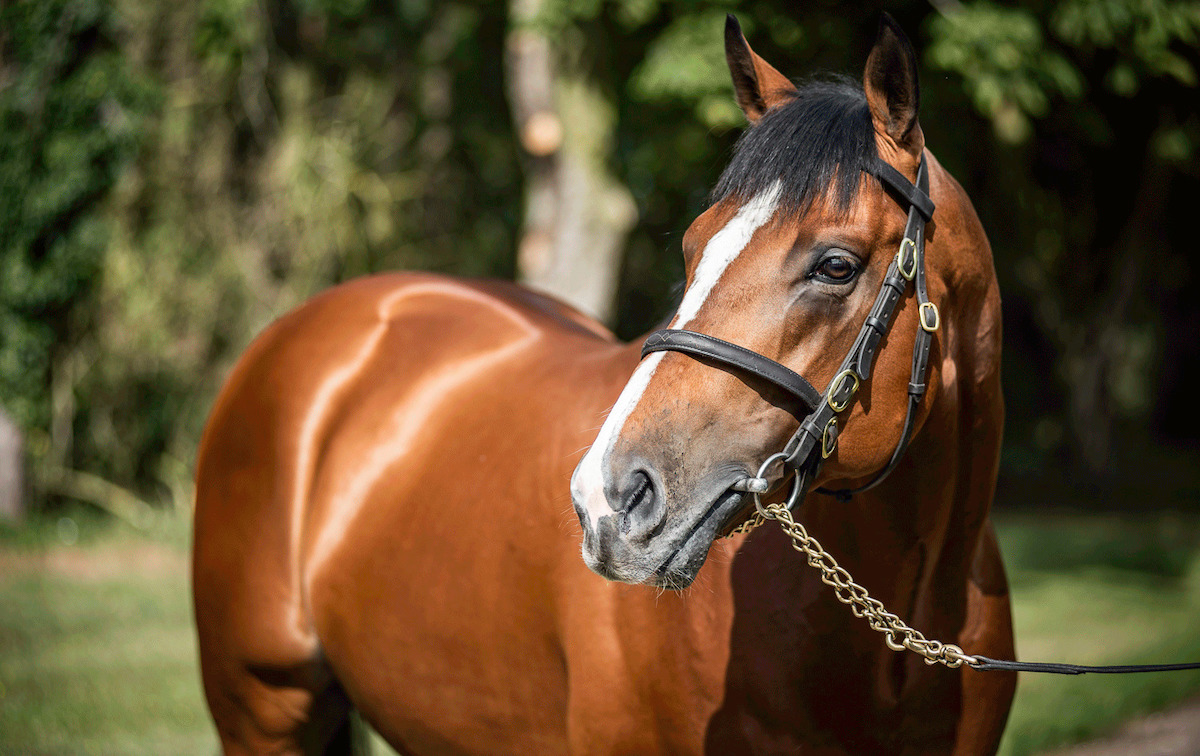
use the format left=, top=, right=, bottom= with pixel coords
left=711, top=76, right=878, bottom=218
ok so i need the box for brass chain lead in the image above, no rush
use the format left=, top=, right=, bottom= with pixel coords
left=725, top=511, right=768, bottom=536
left=723, top=501, right=976, bottom=670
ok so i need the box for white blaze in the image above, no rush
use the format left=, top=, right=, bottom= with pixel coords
left=572, top=184, right=781, bottom=527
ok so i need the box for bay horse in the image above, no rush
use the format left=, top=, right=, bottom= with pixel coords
left=193, top=14, right=1017, bottom=755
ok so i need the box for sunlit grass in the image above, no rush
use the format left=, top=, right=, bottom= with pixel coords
left=995, top=512, right=1200, bottom=755
left=2, top=509, right=1199, bottom=754
left=0, top=511, right=217, bottom=755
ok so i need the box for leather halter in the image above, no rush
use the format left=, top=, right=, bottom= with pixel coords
left=642, top=154, right=937, bottom=509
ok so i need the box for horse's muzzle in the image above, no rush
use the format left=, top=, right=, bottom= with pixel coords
left=574, top=467, right=669, bottom=584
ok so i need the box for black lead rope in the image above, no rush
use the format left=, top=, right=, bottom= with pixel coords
left=970, top=656, right=1200, bottom=675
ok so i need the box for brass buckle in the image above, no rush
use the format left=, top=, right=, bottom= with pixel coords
left=896, top=238, right=917, bottom=281
left=919, top=302, right=940, bottom=332
left=826, top=369, right=860, bottom=413
left=821, top=417, right=838, bottom=459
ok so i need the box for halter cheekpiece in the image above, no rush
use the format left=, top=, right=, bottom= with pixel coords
left=641, top=154, right=937, bottom=512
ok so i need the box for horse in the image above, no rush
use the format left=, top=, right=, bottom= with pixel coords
left=193, top=14, right=1017, bottom=755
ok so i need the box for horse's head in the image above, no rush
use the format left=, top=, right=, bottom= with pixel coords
left=571, top=15, right=998, bottom=588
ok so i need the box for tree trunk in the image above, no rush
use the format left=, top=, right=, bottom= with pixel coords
left=505, top=0, right=637, bottom=324
left=0, top=409, right=24, bottom=522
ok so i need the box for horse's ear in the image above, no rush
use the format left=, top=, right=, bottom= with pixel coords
left=863, top=13, right=924, bottom=155
left=725, top=15, right=797, bottom=123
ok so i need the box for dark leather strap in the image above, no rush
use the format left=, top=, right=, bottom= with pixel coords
left=641, top=329, right=823, bottom=412
left=872, top=161, right=935, bottom=221
left=847, top=258, right=908, bottom=379
left=970, top=656, right=1200, bottom=675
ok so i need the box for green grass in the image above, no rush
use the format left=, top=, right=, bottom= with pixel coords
left=2, top=508, right=1199, bottom=755
left=995, top=511, right=1200, bottom=755
left=0, top=511, right=216, bottom=755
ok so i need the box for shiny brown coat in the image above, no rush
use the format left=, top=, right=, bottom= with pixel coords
left=193, top=16, right=1016, bottom=756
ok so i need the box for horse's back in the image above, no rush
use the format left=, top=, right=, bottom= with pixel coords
left=193, top=272, right=632, bottom=754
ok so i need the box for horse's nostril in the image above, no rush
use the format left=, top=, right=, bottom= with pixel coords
left=619, top=471, right=663, bottom=538
left=625, top=471, right=653, bottom=514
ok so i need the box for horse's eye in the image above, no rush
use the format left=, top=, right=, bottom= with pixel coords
left=812, top=255, right=859, bottom=284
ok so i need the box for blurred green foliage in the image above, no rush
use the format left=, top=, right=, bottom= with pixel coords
left=923, top=0, right=1200, bottom=479
left=2, top=0, right=522, bottom=505
left=0, top=0, right=155, bottom=432
left=928, top=4, right=1083, bottom=143
left=929, top=0, right=1200, bottom=142
left=992, top=512, right=1200, bottom=755
left=0, top=0, right=1197, bottom=510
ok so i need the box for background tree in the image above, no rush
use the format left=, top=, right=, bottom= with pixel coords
left=926, top=0, right=1200, bottom=483
left=505, top=0, right=637, bottom=322
left=0, top=0, right=1197, bottom=515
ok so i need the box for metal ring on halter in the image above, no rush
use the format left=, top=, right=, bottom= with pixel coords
left=781, top=467, right=807, bottom=512
left=744, top=452, right=788, bottom=518
left=746, top=453, right=808, bottom=518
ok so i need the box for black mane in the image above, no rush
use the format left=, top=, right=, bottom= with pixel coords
left=710, top=76, right=878, bottom=216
